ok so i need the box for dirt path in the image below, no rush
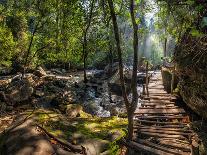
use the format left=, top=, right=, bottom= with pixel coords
left=130, top=72, right=194, bottom=155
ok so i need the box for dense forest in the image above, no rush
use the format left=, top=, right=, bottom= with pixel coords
left=0, top=0, right=207, bottom=155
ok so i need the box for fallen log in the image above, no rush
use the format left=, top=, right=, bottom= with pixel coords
left=36, top=124, right=86, bottom=154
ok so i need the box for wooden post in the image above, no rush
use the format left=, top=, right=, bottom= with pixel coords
left=142, top=84, right=146, bottom=96
left=146, top=61, right=149, bottom=97
left=171, top=66, right=175, bottom=94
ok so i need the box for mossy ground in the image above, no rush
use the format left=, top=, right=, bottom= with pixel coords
left=33, top=109, right=127, bottom=154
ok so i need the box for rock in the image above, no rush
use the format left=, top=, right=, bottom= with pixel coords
left=108, top=70, right=131, bottom=96
left=33, top=66, right=47, bottom=77
left=61, top=69, right=66, bottom=73
left=3, top=116, right=73, bottom=155
left=35, top=90, right=44, bottom=97
left=82, top=139, right=109, bottom=155
left=44, top=82, right=63, bottom=93
left=6, top=105, right=13, bottom=111
left=104, top=62, right=119, bottom=75
left=51, top=68, right=63, bottom=74
left=5, top=77, right=34, bottom=104
left=94, top=70, right=105, bottom=78
left=83, top=100, right=99, bottom=115
left=179, top=81, right=207, bottom=118
left=110, top=106, right=119, bottom=116
left=34, top=94, right=56, bottom=108
left=0, top=102, right=6, bottom=111
left=66, top=104, right=83, bottom=118
left=108, top=130, right=122, bottom=141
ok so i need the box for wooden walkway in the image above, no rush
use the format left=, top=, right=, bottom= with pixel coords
left=131, top=72, right=193, bottom=155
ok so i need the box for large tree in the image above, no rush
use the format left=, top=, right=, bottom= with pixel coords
left=107, top=0, right=139, bottom=140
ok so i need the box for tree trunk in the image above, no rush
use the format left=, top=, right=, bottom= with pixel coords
left=23, top=21, right=39, bottom=77
left=107, top=35, right=113, bottom=76
left=82, top=0, right=95, bottom=83
left=108, top=0, right=139, bottom=141
left=164, top=37, right=167, bottom=57
left=83, top=34, right=87, bottom=83
left=107, top=0, right=129, bottom=107
left=128, top=0, right=139, bottom=141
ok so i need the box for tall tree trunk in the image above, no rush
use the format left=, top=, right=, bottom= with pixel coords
left=107, top=0, right=129, bottom=107
left=83, top=34, right=87, bottom=83
left=164, top=37, right=167, bottom=57
left=23, top=21, right=39, bottom=76
left=82, top=0, right=95, bottom=83
left=129, top=0, right=139, bottom=141
left=108, top=0, right=139, bottom=141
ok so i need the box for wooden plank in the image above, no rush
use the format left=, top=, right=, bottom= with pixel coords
left=128, top=141, right=175, bottom=155
left=134, top=124, right=187, bottom=129
left=136, top=128, right=192, bottom=136
left=141, top=103, right=175, bottom=106
left=148, top=93, right=170, bottom=96
left=134, top=108, right=186, bottom=114
left=138, top=131, right=186, bottom=139
left=139, top=106, right=179, bottom=109
left=134, top=126, right=192, bottom=132
left=136, top=139, right=190, bottom=155
left=142, top=100, right=174, bottom=104
left=144, top=96, right=176, bottom=100
left=134, top=119, right=187, bottom=125
left=135, top=115, right=185, bottom=120
left=158, top=139, right=191, bottom=152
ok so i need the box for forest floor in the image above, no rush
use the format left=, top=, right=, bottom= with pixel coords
left=0, top=67, right=128, bottom=155
left=0, top=68, right=206, bottom=155
left=0, top=108, right=127, bottom=155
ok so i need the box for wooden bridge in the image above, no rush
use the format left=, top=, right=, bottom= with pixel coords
left=130, top=72, right=194, bottom=155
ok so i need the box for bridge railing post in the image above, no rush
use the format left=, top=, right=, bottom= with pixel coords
left=171, top=65, right=175, bottom=94
left=145, top=61, right=149, bottom=97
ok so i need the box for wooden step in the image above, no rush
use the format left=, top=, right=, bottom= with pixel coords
left=134, top=115, right=186, bottom=120
left=138, top=131, right=187, bottom=140
left=127, top=141, right=176, bottom=155
left=141, top=103, right=175, bottom=107
left=135, top=139, right=190, bottom=155
left=147, top=93, right=170, bottom=96
left=143, top=96, right=176, bottom=100
left=134, top=108, right=186, bottom=114
left=139, top=106, right=179, bottom=109
left=142, top=100, right=175, bottom=104
left=158, top=139, right=191, bottom=152
left=134, top=119, right=187, bottom=125
left=134, top=126, right=191, bottom=132
left=135, top=128, right=192, bottom=136
left=134, top=124, right=187, bottom=129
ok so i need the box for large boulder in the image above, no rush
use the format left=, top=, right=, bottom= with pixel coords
left=108, top=71, right=131, bottom=96
left=175, top=33, right=207, bottom=118
left=81, top=139, right=109, bottom=155
left=179, top=80, right=207, bottom=118
left=1, top=76, right=34, bottom=105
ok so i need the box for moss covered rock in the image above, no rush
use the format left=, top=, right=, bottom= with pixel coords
left=179, top=81, right=207, bottom=118
left=175, top=34, right=207, bottom=118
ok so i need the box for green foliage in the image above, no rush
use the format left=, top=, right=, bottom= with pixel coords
left=0, top=26, right=15, bottom=66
